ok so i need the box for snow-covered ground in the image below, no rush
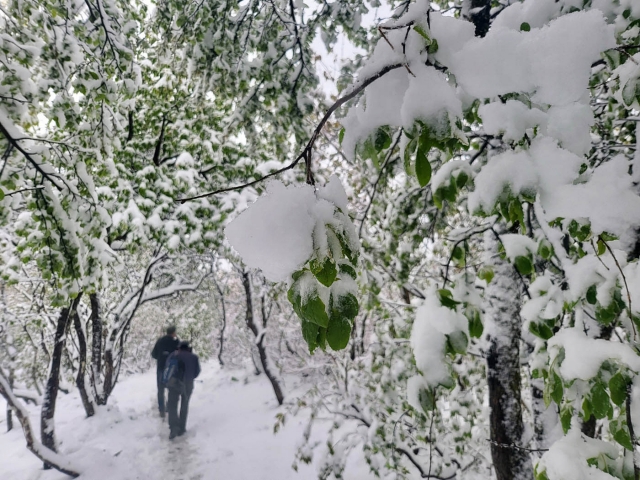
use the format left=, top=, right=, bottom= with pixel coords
left=0, top=363, right=372, bottom=479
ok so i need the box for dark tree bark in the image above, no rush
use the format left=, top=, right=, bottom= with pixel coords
left=89, top=293, right=102, bottom=381
left=469, top=0, right=492, bottom=37
left=72, top=310, right=95, bottom=417
left=241, top=271, right=284, bottom=405
left=214, top=279, right=227, bottom=366
left=6, top=368, right=14, bottom=432
left=41, top=294, right=82, bottom=467
left=485, top=236, right=532, bottom=480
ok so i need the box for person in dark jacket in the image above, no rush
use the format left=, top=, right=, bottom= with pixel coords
left=166, top=341, right=201, bottom=439
left=151, top=326, right=180, bottom=418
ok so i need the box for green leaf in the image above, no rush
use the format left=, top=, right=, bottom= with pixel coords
left=514, top=256, right=533, bottom=275
left=586, top=285, right=597, bottom=305
left=418, top=386, right=435, bottom=412
left=338, top=128, right=345, bottom=145
left=445, top=330, right=468, bottom=355
left=301, top=320, right=320, bottom=353
left=301, top=293, right=329, bottom=328
left=452, top=245, right=464, bottom=261
left=415, top=149, right=432, bottom=187
left=622, top=79, right=638, bottom=107
left=600, top=232, right=617, bottom=242
left=437, top=289, right=459, bottom=309
left=404, top=137, right=417, bottom=176
left=374, top=128, right=392, bottom=152
left=413, top=25, right=431, bottom=43
left=176, top=15, right=187, bottom=27
left=602, top=49, right=621, bottom=70
left=455, top=171, right=468, bottom=189
left=537, top=240, right=552, bottom=260
left=292, top=269, right=305, bottom=281
left=444, top=182, right=457, bottom=202
left=560, top=405, right=572, bottom=433
left=520, top=22, right=531, bottom=32
left=596, top=303, right=618, bottom=325
left=609, top=372, right=628, bottom=407
left=614, top=424, right=633, bottom=451
left=326, top=314, right=351, bottom=350
left=331, top=292, right=359, bottom=320
left=338, top=263, right=357, bottom=280
left=597, top=238, right=606, bottom=256
left=316, top=326, right=327, bottom=351
left=468, top=310, right=483, bottom=338
left=477, top=266, right=494, bottom=284
left=551, top=371, right=563, bottom=405
left=592, top=382, right=610, bottom=419
left=582, top=398, right=592, bottom=421
left=310, top=257, right=337, bottom=287
left=509, top=199, right=524, bottom=226
left=427, top=39, right=438, bottom=55
left=0, top=188, right=4, bottom=201
left=529, top=321, right=553, bottom=340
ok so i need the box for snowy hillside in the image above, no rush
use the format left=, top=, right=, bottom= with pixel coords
left=0, top=363, right=371, bottom=480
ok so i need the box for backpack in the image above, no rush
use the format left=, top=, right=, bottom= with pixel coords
left=162, top=354, right=185, bottom=392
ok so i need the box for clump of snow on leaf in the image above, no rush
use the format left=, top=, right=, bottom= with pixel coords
left=225, top=175, right=356, bottom=283
left=410, top=289, right=468, bottom=388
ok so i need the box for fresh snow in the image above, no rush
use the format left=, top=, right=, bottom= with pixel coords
left=0, top=363, right=373, bottom=480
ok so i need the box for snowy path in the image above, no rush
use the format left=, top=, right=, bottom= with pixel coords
left=0, top=363, right=372, bottom=480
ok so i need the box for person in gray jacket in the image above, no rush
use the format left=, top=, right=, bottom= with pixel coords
left=166, top=341, right=201, bottom=439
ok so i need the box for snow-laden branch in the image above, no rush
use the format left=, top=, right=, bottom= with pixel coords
left=0, top=369, right=81, bottom=478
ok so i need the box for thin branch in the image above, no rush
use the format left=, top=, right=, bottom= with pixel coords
left=600, top=236, right=636, bottom=339
left=626, top=385, right=640, bottom=480
left=0, top=120, right=64, bottom=190
left=485, top=438, right=548, bottom=453
left=178, top=63, right=404, bottom=203
left=394, top=447, right=455, bottom=479
left=358, top=130, right=403, bottom=237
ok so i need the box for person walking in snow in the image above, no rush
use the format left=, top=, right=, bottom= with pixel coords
left=151, top=326, right=180, bottom=418
left=166, top=341, right=201, bottom=439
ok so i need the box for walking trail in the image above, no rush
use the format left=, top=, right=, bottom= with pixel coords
left=0, top=363, right=372, bottom=479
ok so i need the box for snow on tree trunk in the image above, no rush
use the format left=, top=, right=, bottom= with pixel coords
left=468, top=0, right=491, bottom=37
left=0, top=369, right=80, bottom=478
left=40, top=295, right=81, bottom=466
left=89, top=293, right=103, bottom=401
left=72, top=309, right=95, bottom=418
left=241, top=271, right=284, bottom=405
left=484, top=233, right=532, bottom=480
left=214, top=279, right=227, bottom=367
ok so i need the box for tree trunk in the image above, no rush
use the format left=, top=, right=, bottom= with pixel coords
left=485, top=235, right=532, bottom=480
left=41, top=295, right=81, bottom=465
left=101, top=338, right=115, bottom=406
left=90, top=293, right=102, bottom=385
left=0, top=369, right=80, bottom=478
left=469, top=0, right=491, bottom=37
left=72, top=310, right=95, bottom=417
left=241, top=271, right=284, bottom=405
left=214, top=279, right=227, bottom=367
left=6, top=368, right=14, bottom=432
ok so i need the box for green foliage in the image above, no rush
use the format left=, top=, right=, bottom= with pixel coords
left=609, top=372, right=628, bottom=407
left=514, top=255, right=534, bottom=275
left=415, top=149, right=432, bottom=187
